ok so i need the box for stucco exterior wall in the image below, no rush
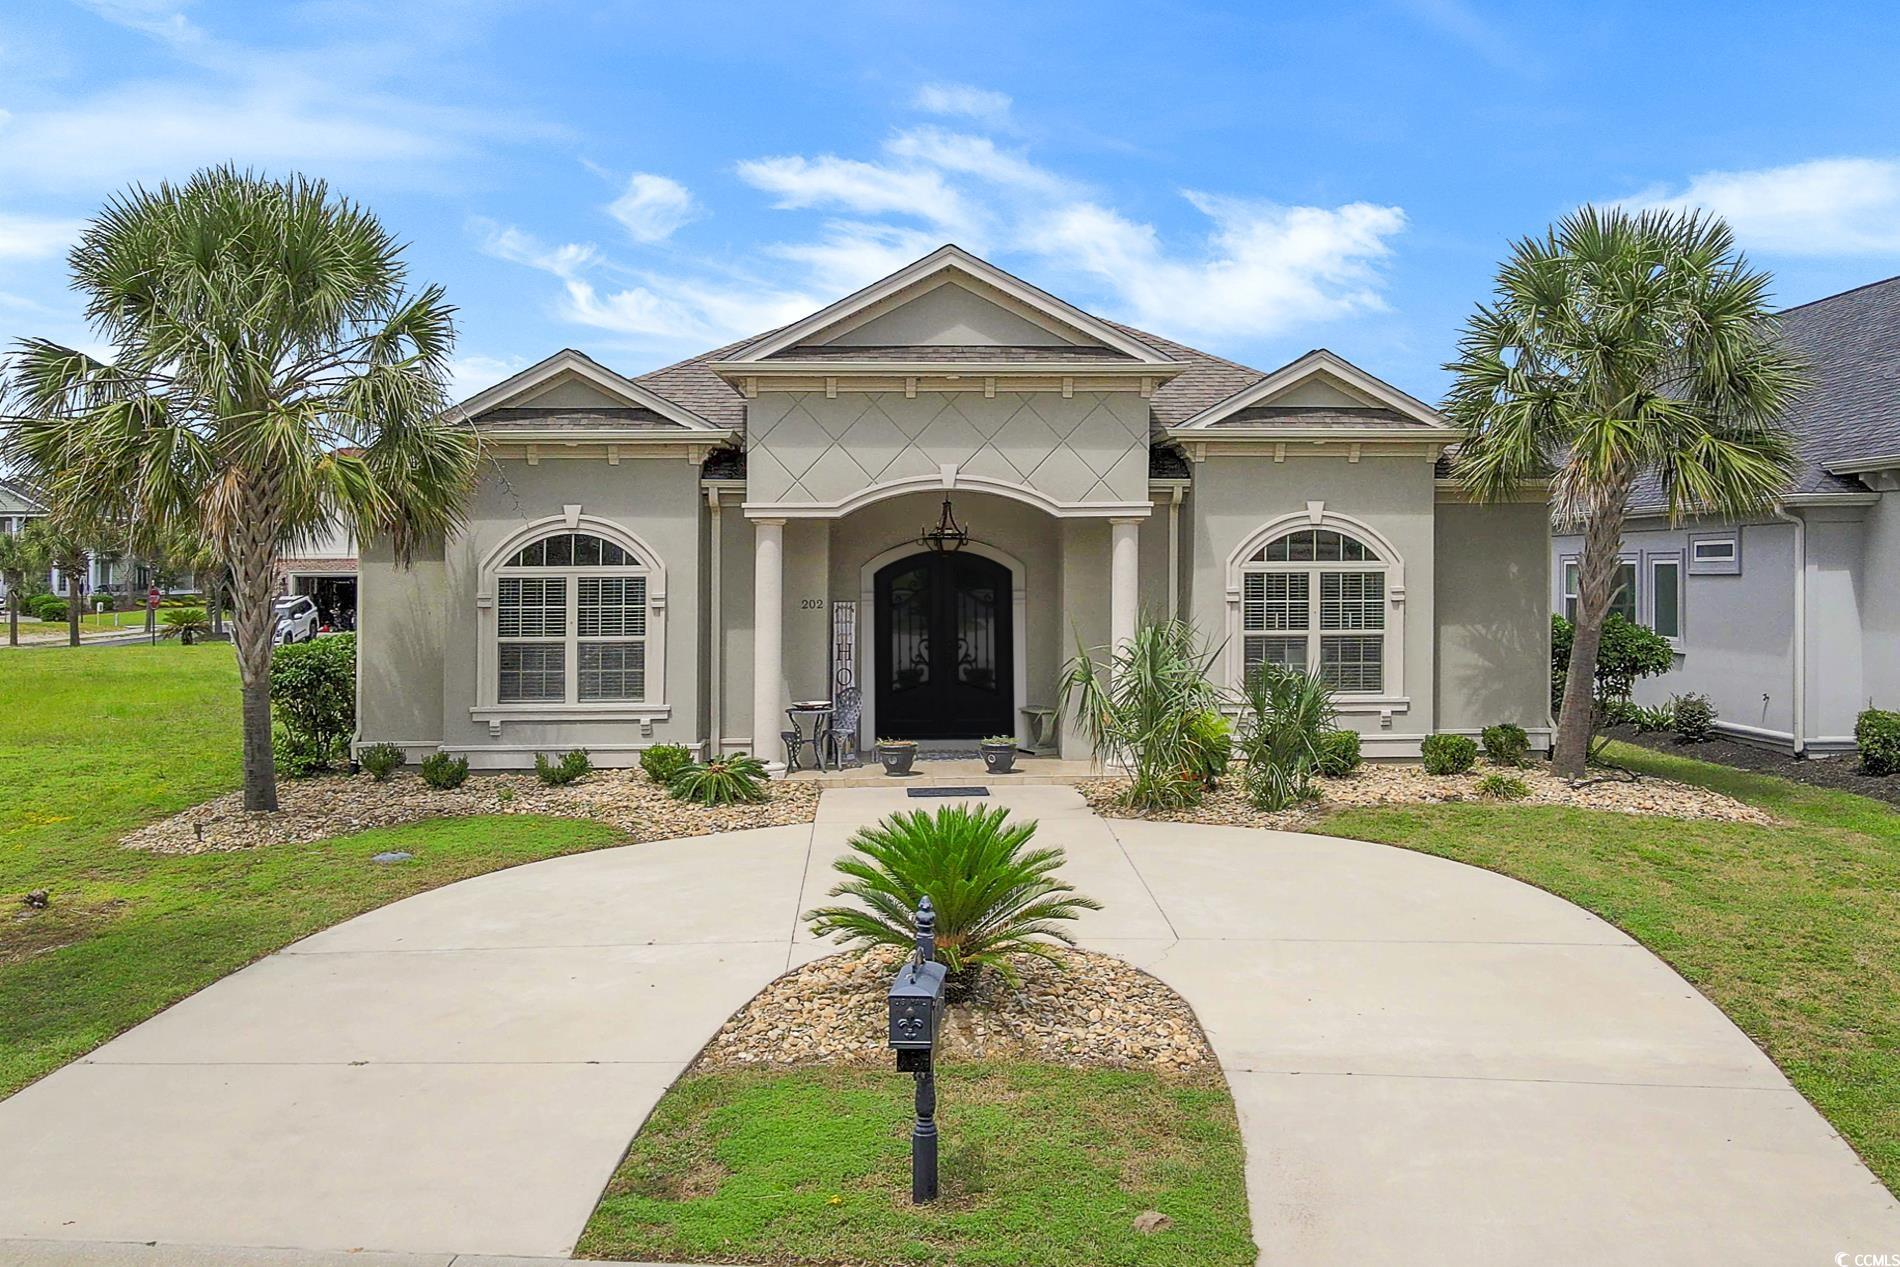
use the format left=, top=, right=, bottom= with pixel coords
left=402, top=457, right=705, bottom=766
left=1863, top=492, right=1900, bottom=710
left=1189, top=454, right=1439, bottom=750
left=746, top=391, right=1151, bottom=506
left=1434, top=500, right=1551, bottom=740
left=357, top=534, right=446, bottom=756
left=1552, top=518, right=1800, bottom=742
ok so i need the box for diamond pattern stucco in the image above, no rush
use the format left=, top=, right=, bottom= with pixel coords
left=747, top=391, right=1149, bottom=506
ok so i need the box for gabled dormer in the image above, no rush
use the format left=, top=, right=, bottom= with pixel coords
left=455, top=349, right=736, bottom=464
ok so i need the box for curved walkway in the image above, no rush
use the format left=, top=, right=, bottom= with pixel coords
left=1, top=786, right=1895, bottom=1265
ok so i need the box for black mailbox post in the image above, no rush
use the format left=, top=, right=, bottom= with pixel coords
left=887, top=895, right=947, bottom=1203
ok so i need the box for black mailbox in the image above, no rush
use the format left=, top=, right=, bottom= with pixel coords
left=888, top=895, right=947, bottom=1072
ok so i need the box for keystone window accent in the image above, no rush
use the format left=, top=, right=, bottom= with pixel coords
left=1241, top=528, right=1388, bottom=694
left=495, top=531, right=651, bottom=704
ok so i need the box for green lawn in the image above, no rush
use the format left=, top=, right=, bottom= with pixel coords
left=1318, top=741, right=1900, bottom=1193
left=578, top=1063, right=1255, bottom=1266
left=0, top=643, right=624, bottom=1097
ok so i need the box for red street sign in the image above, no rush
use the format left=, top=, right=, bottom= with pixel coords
left=147, top=586, right=160, bottom=609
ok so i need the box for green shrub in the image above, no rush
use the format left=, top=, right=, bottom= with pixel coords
left=803, top=803, right=1102, bottom=998
left=1184, top=710, right=1232, bottom=785
left=1238, top=665, right=1335, bottom=811
left=1480, top=722, right=1530, bottom=767
left=1855, top=708, right=1900, bottom=776
left=157, top=606, right=209, bottom=644
left=639, top=743, right=694, bottom=785
left=534, top=748, right=593, bottom=786
left=1476, top=772, right=1530, bottom=800
left=358, top=742, right=404, bottom=781
left=1316, top=728, right=1362, bottom=777
left=34, top=598, right=67, bottom=622
left=1670, top=692, right=1718, bottom=743
left=1621, top=702, right=1676, bottom=733
left=270, top=633, right=355, bottom=777
left=1551, top=615, right=1676, bottom=758
left=1421, top=733, right=1478, bottom=775
left=1059, top=617, right=1226, bottom=812
left=420, top=752, right=469, bottom=790
left=669, top=754, right=769, bottom=806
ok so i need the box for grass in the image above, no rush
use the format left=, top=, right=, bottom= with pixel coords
left=1316, top=739, right=1900, bottom=1193
left=0, top=642, right=625, bottom=1097
left=578, top=1063, right=1255, bottom=1266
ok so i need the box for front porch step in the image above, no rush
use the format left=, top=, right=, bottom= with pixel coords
left=785, top=757, right=1100, bottom=786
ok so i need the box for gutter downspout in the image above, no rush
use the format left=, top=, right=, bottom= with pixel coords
left=706, top=486, right=722, bottom=760
left=1773, top=504, right=1807, bottom=757
left=1167, top=485, right=1183, bottom=620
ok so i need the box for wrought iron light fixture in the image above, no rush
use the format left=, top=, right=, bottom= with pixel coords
left=918, top=498, right=969, bottom=554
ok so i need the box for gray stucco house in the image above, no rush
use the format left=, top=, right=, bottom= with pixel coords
left=359, top=246, right=1552, bottom=767
left=1551, top=276, right=1900, bottom=755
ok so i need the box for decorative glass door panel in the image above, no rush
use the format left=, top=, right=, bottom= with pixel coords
left=874, top=552, right=1012, bottom=739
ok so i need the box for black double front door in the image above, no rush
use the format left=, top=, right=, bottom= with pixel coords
left=874, top=550, right=1013, bottom=740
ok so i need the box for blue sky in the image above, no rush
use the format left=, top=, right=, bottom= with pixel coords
left=4, top=0, right=1899, bottom=404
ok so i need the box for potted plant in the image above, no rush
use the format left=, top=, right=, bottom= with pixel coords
left=878, top=737, right=918, bottom=777
left=979, top=735, right=1019, bottom=774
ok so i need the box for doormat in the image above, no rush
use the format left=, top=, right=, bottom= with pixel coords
left=907, top=786, right=990, bottom=797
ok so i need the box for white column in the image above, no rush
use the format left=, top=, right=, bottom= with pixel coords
left=751, top=518, right=786, bottom=766
left=1110, top=518, right=1140, bottom=654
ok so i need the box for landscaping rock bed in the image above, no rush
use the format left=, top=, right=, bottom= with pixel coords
left=120, top=768, right=821, bottom=854
left=696, top=945, right=1213, bottom=1075
left=1078, top=761, right=1773, bottom=828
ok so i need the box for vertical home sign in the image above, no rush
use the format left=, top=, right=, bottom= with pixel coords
left=832, top=601, right=857, bottom=696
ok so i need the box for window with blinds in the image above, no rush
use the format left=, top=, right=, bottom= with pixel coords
left=1242, top=527, right=1387, bottom=693
left=493, top=533, right=650, bottom=705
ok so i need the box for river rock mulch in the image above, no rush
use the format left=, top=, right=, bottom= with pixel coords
left=1078, top=761, right=1773, bottom=829
left=119, top=768, right=821, bottom=854
left=695, top=945, right=1213, bottom=1076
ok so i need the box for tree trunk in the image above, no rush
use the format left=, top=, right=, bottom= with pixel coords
left=209, top=575, right=226, bottom=637
left=66, top=571, right=81, bottom=647
left=6, top=591, right=16, bottom=647
left=1552, top=484, right=1633, bottom=778
left=231, top=482, right=285, bottom=812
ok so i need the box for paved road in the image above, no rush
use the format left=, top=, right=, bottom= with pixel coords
left=1, top=786, right=1894, bottom=1264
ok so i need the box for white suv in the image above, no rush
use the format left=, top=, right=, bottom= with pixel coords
left=274, top=595, right=320, bottom=644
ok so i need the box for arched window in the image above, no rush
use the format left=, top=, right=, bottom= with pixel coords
left=1240, top=527, right=1389, bottom=693
left=494, top=531, right=652, bottom=705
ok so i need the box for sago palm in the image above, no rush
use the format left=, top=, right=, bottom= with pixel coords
left=0, top=167, right=479, bottom=809
left=1442, top=206, right=1804, bottom=777
left=804, top=804, right=1102, bottom=997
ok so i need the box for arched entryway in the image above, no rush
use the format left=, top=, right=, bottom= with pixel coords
left=872, top=550, right=1015, bottom=739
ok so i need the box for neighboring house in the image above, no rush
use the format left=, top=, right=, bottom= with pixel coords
left=279, top=519, right=358, bottom=630
left=1551, top=276, right=1900, bottom=755
left=0, top=478, right=49, bottom=602
left=359, top=245, right=1552, bottom=768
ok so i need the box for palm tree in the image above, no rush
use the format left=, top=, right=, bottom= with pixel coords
left=0, top=168, right=477, bottom=810
left=0, top=527, right=45, bottom=647
left=1442, top=206, right=1804, bottom=778
left=21, top=518, right=91, bottom=647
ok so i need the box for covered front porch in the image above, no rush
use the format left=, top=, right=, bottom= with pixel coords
left=740, top=481, right=1154, bottom=765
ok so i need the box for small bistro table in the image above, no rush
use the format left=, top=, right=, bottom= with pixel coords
left=783, top=701, right=835, bottom=772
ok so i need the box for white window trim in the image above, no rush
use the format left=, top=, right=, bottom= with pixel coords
left=1224, top=507, right=1405, bottom=706
left=1646, top=550, right=1684, bottom=649
left=470, top=511, right=669, bottom=734
left=1689, top=531, right=1741, bottom=575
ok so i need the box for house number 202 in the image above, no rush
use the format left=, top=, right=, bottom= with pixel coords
left=799, top=598, right=825, bottom=610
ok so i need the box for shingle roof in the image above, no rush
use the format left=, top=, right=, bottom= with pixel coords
left=1210, top=405, right=1438, bottom=430
left=0, top=478, right=47, bottom=516
left=762, top=344, right=1138, bottom=363
left=630, top=317, right=1271, bottom=441
left=1774, top=276, right=1900, bottom=493
left=471, top=405, right=683, bottom=431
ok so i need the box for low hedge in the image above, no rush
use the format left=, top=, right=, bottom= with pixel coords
left=1421, top=733, right=1478, bottom=775
left=1857, top=708, right=1900, bottom=776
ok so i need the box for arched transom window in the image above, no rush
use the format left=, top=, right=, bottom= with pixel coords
left=1241, top=528, right=1387, bottom=693
left=495, top=531, right=650, bottom=704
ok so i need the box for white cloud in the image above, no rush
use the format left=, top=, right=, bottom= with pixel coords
left=1026, top=194, right=1406, bottom=337
left=910, top=82, right=1012, bottom=124
left=0, top=213, right=85, bottom=259
left=765, top=221, right=943, bottom=296
left=885, top=128, right=1071, bottom=197
left=473, top=220, right=602, bottom=280
left=1627, top=157, right=1900, bottom=255
left=606, top=173, right=697, bottom=243
left=737, top=153, right=977, bottom=237
left=446, top=353, right=528, bottom=403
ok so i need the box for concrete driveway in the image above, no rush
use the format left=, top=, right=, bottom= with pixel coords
left=1, top=786, right=1894, bottom=1265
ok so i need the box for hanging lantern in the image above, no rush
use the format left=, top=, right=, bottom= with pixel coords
left=918, top=498, right=969, bottom=554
